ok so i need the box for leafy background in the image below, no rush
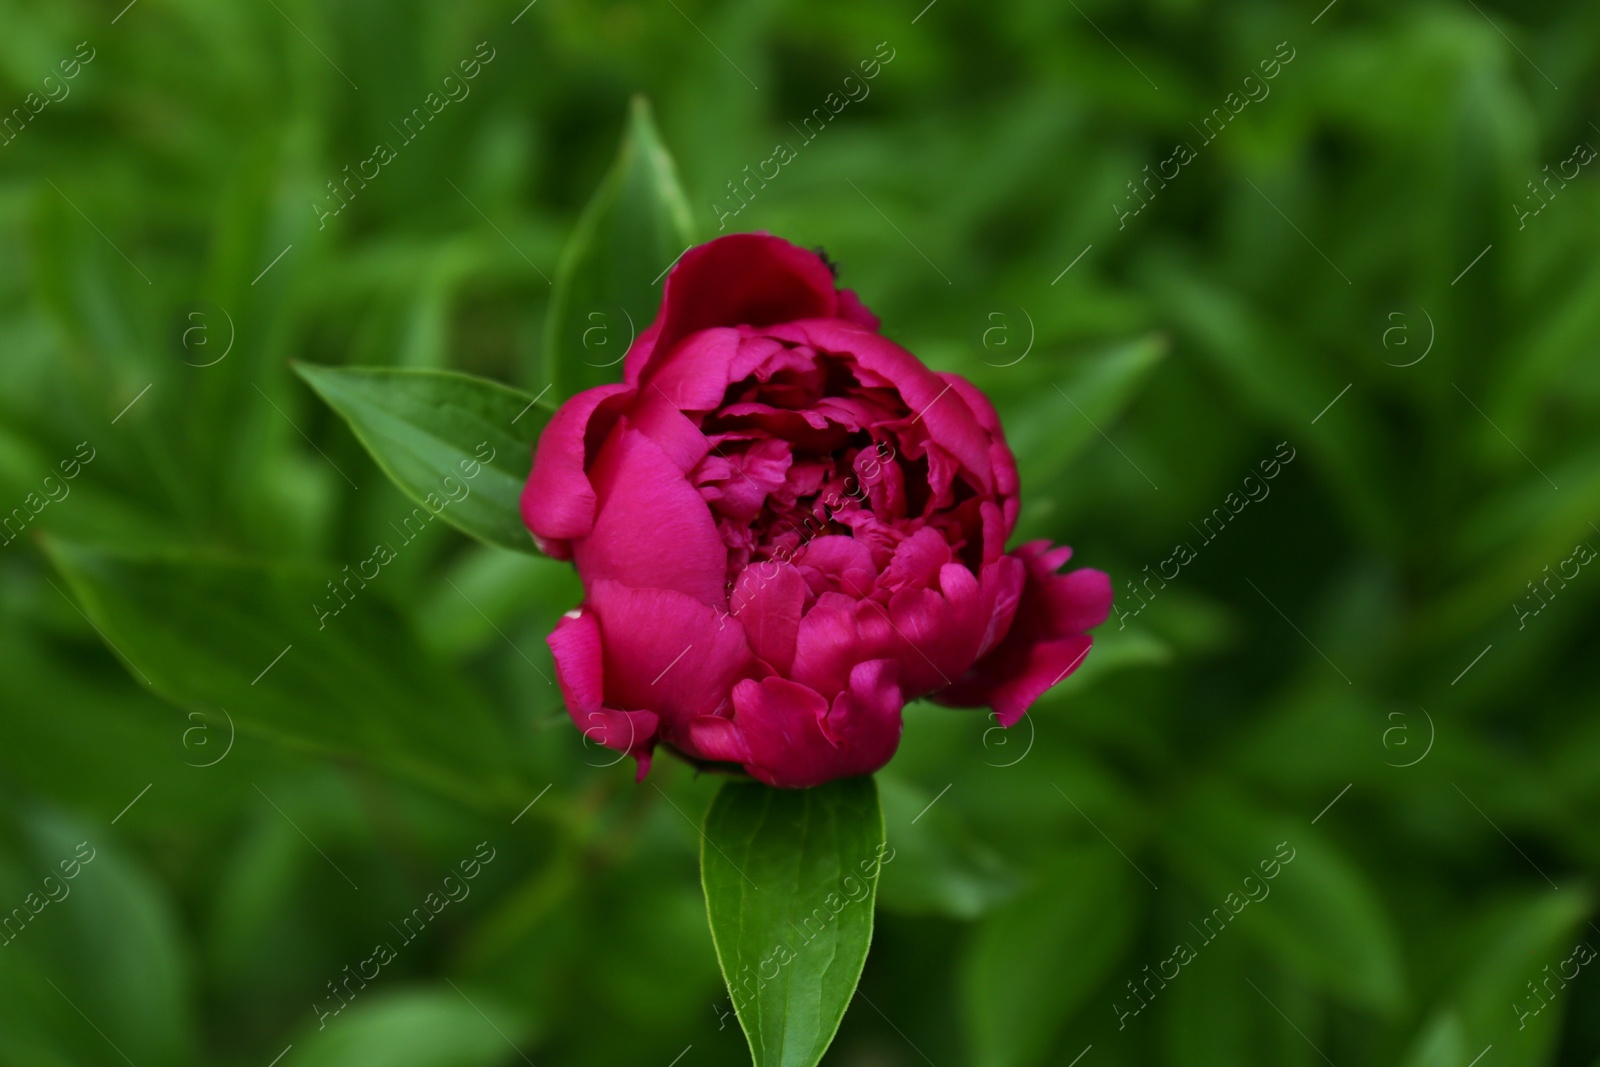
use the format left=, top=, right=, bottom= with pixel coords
left=1, top=0, right=1597, bottom=1064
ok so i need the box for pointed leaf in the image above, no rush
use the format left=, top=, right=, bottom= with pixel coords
left=544, top=96, right=695, bottom=396
left=43, top=540, right=518, bottom=808
left=1162, top=783, right=1405, bottom=1014
left=1397, top=889, right=1593, bottom=1067
left=294, top=364, right=547, bottom=554
left=1002, top=334, right=1166, bottom=486
left=961, top=846, right=1142, bottom=1067
left=701, top=777, right=886, bottom=1067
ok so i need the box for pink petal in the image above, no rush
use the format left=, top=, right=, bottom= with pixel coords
left=880, top=526, right=952, bottom=592
left=795, top=535, right=879, bottom=599
left=521, top=383, right=634, bottom=556
left=728, top=676, right=832, bottom=787
left=823, top=658, right=903, bottom=756
left=547, top=610, right=604, bottom=714
left=586, top=579, right=755, bottom=725
left=684, top=713, right=750, bottom=765
left=629, top=388, right=713, bottom=473
left=729, top=335, right=814, bottom=382
left=996, top=635, right=1093, bottom=726
left=974, top=554, right=1026, bottom=660
left=944, top=373, right=1019, bottom=531
left=1038, top=567, right=1115, bottom=637
left=729, top=660, right=903, bottom=788
left=547, top=609, right=660, bottom=778
left=790, top=591, right=868, bottom=700
left=931, top=542, right=1109, bottom=724
left=886, top=563, right=984, bottom=697
left=576, top=426, right=729, bottom=607
left=625, top=235, right=840, bottom=386
left=782, top=320, right=995, bottom=494
left=730, top=561, right=806, bottom=675
left=644, top=327, right=743, bottom=411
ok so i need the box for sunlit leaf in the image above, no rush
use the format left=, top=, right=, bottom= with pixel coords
left=290, top=988, right=533, bottom=1067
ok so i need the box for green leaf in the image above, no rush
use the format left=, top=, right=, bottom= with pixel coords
left=1397, top=888, right=1593, bottom=1067
left=985, top=334, right=1164, bottom=534
left=544, top=95, right=696, bottom=397
left=42, top=540, right=518, bottom=808
left=1161, top=935, right=1324, bottom=1067
left=289, top=988, right=534, bottom=1067
left=701, top=777, right=886, bottom=1067
left=1161, top=783, right=1405, bottom=1014
left=0, top=807, right=195, bottom=1067
left=876, top=774, right=1020, bottom=920
left=961, top=847, right=1142, bottom=1067
left=294, top=364, right=547, bottom=555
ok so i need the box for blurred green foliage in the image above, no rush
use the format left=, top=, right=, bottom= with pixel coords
left=1, top=0, right=1597, bottom=1064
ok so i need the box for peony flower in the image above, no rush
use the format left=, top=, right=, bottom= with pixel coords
left=523, top=234, right=1111, bottom=788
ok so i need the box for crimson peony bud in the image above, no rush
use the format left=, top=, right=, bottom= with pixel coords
left=524, top=234, right=1110, bottom=787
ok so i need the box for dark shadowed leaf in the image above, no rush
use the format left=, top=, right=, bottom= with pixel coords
left=1162, top=783, right=1404, bottom=1014
left=1397, top=889, right=1592, bottom=1067
left=43, top=540, right=518, bottom=809
left=1161, top=934, right=1323, bottom=1067
left=992, top=334, right=1166, bottom=511
left=876, top=773, right=1020, bottom=920
left=961, top=846, right=1142, bottom=1067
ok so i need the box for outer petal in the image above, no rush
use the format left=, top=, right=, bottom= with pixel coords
left=886, top=562, right=985, bottom=697
left=575, top=425, right=729, bottom=607
left=932, top=542, right=1111, bottom=724
left=973, top=554, right=1026, bottom=660
left=1036, top=567, right=1116, bottom=637
left=683, top=713, right=751, bottom=766
left=644, top=327, right=744, bottom=411
left=521, top=383, right=634, bottom=557
left=629, top=387, right=714, bottom=473
left=835, top=288, right=881, bottom=331
left=1005, top=542, right=1112, bottom=641
left=944, top=373, right=1020, bottom=535
left=625, top=234, right=841, bottom=386
left=941, top=634, right=1093, bottom=727
left=586, top=579, right=755, bottom=726
left=548, top=610, right=605, bottom=715
left=730, top=659, right=903, bottom=788
left=824, top=658, right=903, bottom=760
left=547, top=609, right=660, bottom=779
